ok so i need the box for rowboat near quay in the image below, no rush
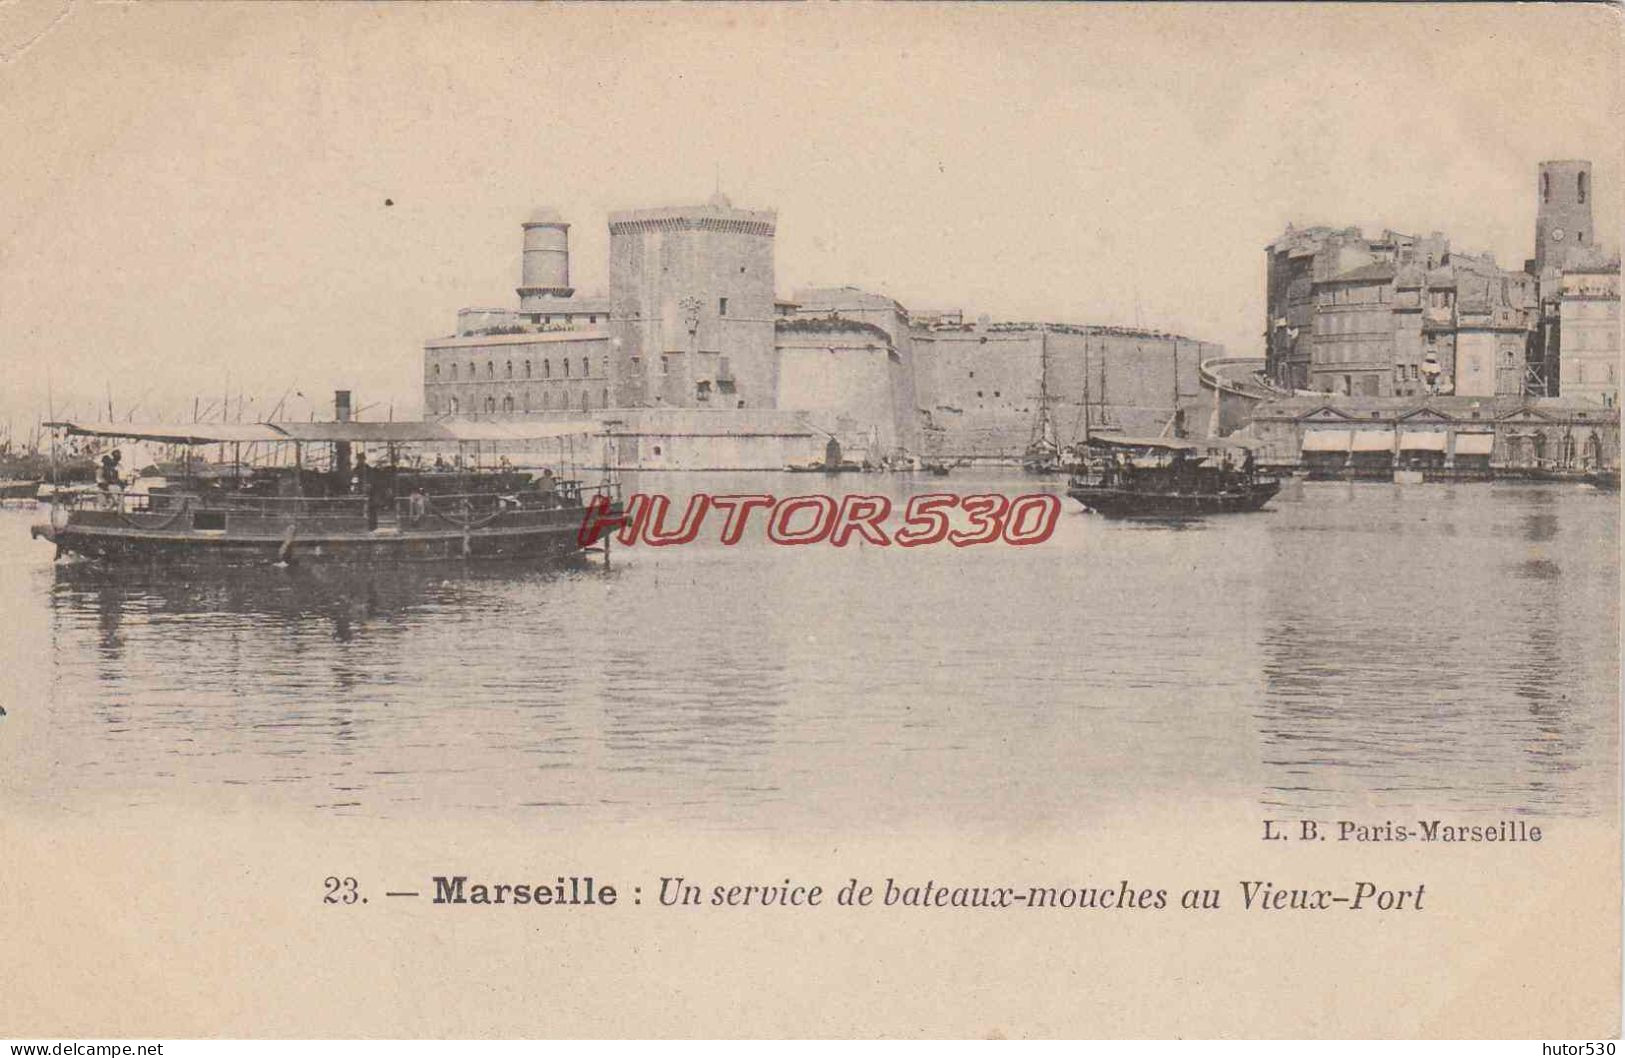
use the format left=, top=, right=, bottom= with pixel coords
left=29, top=403, right=622, bottom=566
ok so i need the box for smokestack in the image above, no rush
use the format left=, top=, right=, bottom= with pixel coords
left=334, top=390, right=352, bottom=479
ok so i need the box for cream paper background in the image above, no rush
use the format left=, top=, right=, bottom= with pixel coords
left=0, top=2, right=1619, bottom=1039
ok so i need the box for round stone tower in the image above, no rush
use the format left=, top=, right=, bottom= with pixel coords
left=1534, top=160, right=1594, bottom=272
left=518, top=207, right=574, bottom=310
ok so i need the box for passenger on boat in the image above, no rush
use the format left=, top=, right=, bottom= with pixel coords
left=97, top=450, right=123, bottom=508
left=537, top=468, right=556, bottom=508
left=351, top=451, right=369, bottom=495
left=1170, top=448, right=1190, bottom=487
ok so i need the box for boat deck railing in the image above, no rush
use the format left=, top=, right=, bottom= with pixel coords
left=56, top=479, right=620, bottom=517
left=54, top=490, right=368, bottom=516
left=55, top=479, right=622, bottom=535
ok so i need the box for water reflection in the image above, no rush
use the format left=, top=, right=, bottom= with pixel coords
left=1, top=474, right=1617, bottom=828
left=1257, top=482, right=1616, bottom=817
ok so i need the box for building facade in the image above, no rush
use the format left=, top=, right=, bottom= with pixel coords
left=1244, top=395, right=1619, bottom=474
left=1265, top=226, right=1536, bottom=398
left=1558, top=261, right=1621, bottom=407
left=1267, top=161, right=1614, bottom=402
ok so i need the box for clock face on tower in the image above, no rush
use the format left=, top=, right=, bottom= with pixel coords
left=1552, top=228, right=1566, bottom=242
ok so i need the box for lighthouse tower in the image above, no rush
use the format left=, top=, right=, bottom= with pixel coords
left=517, top=207, right=574, bottom=313
left=1534, top=160, right=1594, bottom=273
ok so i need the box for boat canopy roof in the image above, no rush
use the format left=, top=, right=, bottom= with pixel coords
left=48, top=419, right=603, bottom=444
left=1084, top=434, right=1254, bottom=451
left=46, top=421, right=288, bottom=445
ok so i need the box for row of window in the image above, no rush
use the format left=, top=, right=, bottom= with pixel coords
left=527, top=313, right=601, bottom=325
left=1313, top=310, right=1392, bottom=336
left=430, top=356, right=603, bottom=381
left=430, top=389, right=610, bottom=415
left=1563, top=300, right=1620, bottom=320
left=1569, top=361, right=1619, bottom=385
left=624, top=353, right=733, bottom=378
left=1318, top=284, right=1392, bottom=306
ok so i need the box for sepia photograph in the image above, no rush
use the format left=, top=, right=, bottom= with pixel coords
left=0, top=1, right=1618, bottom=1042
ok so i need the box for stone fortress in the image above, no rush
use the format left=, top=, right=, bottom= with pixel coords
left=422, top=194, right=1223, bottom=469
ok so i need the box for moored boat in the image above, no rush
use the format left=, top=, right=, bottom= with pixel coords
left=0, top=479, right=39, bottom=503
left=1066, top=435, right=1280, bottom=518
left=30, top=416, right=622, bottom=565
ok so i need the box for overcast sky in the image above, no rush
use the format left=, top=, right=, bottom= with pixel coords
left=1, top=3, right=1618, bottom=432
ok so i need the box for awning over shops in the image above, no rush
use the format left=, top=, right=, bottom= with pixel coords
left=1454, top=433, right=1496, bottom=456
left=1398, top=431, right=1448, bottom=452
left=1301, top=430, right=1351, bottom=453
left=1351, top=430, right=1396, bottom=453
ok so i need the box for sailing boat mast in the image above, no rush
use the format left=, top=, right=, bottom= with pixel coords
left=1036, top=327, right=1055, bottom=447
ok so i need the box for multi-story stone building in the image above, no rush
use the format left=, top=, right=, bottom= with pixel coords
left=1558, top=258, right=1621, bottom=407
left=1267, top=161, right=1613, bottom=403
left=1265, top=225, right=1536, bottom=398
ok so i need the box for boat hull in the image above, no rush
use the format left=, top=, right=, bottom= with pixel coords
left=32, top=506, right=617, bottom=566
left=1066, top=479, right=1281, bottom=518
left=1585, top=469, right=1620, bottom=491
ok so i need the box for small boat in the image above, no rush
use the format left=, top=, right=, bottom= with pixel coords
left=30, top=414, right=622, bottom=565
left=1066, top=435, right=1280, bottom=518
left=785, top=459, right=863, bottom=474
left=787, top=435, right=862, bottom=474
left=1022, top=412, right=1062, bottom=475
left=0, top=479, right=39, bottom=502
left=1584, top=468, right=1619, bottom=491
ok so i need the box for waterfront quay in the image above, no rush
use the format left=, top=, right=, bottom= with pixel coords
left=1243, top=394, right=1619, bottom=479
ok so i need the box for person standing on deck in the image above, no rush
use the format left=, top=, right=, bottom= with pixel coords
left=97, top=449, right=123, bottom=509
left=350, top=451, right=369, bottom=495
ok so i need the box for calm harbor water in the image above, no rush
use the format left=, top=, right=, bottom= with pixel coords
left=0, top=473, right=1616, bottom=832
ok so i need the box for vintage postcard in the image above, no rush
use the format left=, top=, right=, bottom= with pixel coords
left=0, top=1, right=1618, bottom=1041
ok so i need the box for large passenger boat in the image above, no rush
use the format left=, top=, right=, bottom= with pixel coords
left=1066, top=435, right=1280, bottom=518
left=30, top=415, right=621, bottom=565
